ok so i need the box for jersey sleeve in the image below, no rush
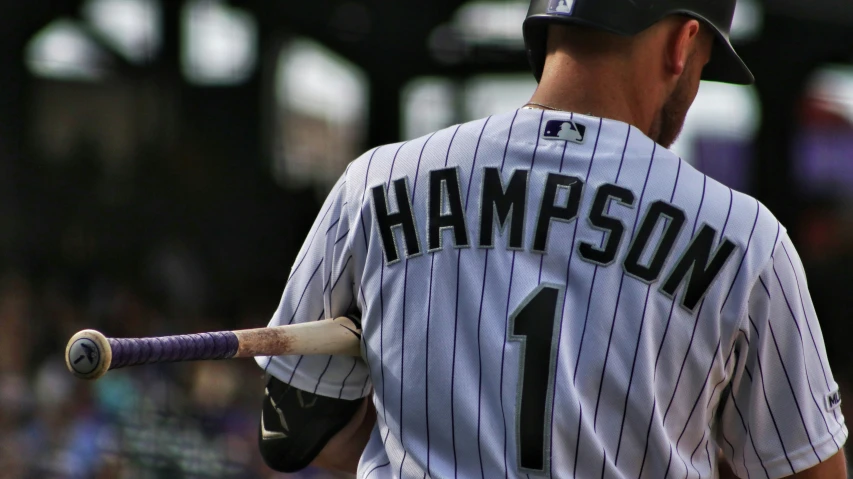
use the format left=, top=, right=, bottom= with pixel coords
left=256, top=169, right=371, bottom=400
left=718, top=232, right=847, bottom=478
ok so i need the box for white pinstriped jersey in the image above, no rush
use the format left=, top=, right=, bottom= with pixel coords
left=259, top=108, right=847, bottom=479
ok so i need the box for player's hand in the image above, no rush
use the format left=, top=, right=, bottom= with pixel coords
left=719, top=450, right=847, bottom=478
left=718, top=457, right=738, bottom=479
left=311, top=394, right=377, bottom=474
left=786, top=450, right=847, bottom=479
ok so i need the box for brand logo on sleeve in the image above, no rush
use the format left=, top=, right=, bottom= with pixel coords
left=825, top=389, right=841, bottom=412
left=542, top=119, right=586, bottom=144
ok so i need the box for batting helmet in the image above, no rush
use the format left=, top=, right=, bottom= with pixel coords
left=523, top=0, right=754, bottom=85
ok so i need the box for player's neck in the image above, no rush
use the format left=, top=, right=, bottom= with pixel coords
left=528, top=51, right=660, bottom=138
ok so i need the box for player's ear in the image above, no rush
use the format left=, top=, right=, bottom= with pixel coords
left=664, top=18, right=702, bottom=77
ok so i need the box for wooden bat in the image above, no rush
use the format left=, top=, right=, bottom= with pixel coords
left=65, top=316, right=362, bottom=381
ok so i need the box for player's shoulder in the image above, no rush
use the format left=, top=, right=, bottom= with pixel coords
left=675, top=153, right=785, bottom=254
left=342, top=114, right=508, bottom=189
left=616, top=132, right=785, bottom=250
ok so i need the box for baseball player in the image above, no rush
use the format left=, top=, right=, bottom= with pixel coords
left=256, top=0, right=848, bottom=477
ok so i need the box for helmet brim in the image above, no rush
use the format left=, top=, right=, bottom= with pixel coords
left=702, top=33, right=754, bottom=85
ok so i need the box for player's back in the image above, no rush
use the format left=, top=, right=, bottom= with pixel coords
left=265, top=107, right=837, bottom=478
left=344, top=108, right=784, bottom=478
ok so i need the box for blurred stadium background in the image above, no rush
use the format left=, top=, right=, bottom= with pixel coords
left=0, top=0, right=852, bottom=477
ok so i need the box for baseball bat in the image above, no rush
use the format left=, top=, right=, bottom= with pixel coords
left=65, top=315, right=362, bottom=381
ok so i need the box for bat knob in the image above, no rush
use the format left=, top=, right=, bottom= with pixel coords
left=65, top=330, right=113, bottom=380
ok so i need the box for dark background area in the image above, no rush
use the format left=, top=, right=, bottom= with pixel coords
left=0, top=0, right=852, bottom=477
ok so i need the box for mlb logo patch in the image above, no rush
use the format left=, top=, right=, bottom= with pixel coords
left=542, top=119, right=586, bottom=144
left=548, top=0, right=576, bottom=15
left=825, top=389, right=841, bottom=412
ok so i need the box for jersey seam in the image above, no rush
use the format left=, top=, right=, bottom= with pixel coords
left=341, top=161, right=364, bottom=305
left=732, top=221, right=787, bottom=345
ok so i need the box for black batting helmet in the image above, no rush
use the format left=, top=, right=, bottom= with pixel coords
left=523, top=0, right=754, bottom=85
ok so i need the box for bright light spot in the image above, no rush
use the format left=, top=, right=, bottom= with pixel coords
left=277, top=39, right=367, bottom=124
left=730, top=0, right=763, bottom=42
left=795, top=64, right=853, bottom=195
left=26, top=19, right=111, bottom=81
left=274, top=38, right=368, bottom=188
left=403, top=78, right=456, bottom=140
left=671, top=82, right=761, bottom=161
left=453, top=1, right=528, bottom=47
left=82, top=0, right=161, bottom=63
left=182, top=0, right=257, bottom=86
left=806, top=65, right=853, bottom=125
left=428, top=24, right=467, bottom=65
left=464, top=74, right=536, bottom=120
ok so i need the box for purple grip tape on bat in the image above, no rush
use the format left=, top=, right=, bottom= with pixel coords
left=108, top=331, right=240, bottom=370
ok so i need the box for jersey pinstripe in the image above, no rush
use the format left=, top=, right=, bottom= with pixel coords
left=258, top=108, right=847, bottom=478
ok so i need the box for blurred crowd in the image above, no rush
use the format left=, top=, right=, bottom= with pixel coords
left=0, top=269, right=354, bottom=479
left=0, top=77, right=342, bottom=476
left=798, top=198, right=853, bottom=389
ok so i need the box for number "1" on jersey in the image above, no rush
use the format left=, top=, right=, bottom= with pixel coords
left=509, top=284, right=563, bottom=475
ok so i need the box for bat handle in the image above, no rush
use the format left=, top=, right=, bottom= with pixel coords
left=66, top=329, right=240, bottom=380
left=110, top=331, right=240, bottom=369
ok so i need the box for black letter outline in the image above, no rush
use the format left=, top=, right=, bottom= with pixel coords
left=478, top=167, right=529, bottom=250
left=371, top=177, right=422, bottom=265
left=578, top=184, right=635, bottom=266
left=532, top=174, right=584, bottom=254
left=428, top=167, right=470, bottom=252
left=660, top=223, right=737, bottom=311
left=622, top=200, right=687, bottom=283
